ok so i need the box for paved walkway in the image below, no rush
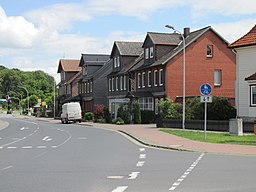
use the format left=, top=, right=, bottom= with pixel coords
left=1, top=115, right=256, bottom=156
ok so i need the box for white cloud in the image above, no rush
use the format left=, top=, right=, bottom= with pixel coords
left=0, top=6, right=39, bottom=48
left=212, top=19, right=256, bottom=43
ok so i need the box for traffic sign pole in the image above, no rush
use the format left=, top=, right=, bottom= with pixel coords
left=204, top=101, right=207, bottom=140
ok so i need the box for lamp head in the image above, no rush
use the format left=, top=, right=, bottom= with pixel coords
left=165, top=25, right=175, bottom=30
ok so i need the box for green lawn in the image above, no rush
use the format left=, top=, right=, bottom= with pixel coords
left=160, top=129, right=256, bottom=146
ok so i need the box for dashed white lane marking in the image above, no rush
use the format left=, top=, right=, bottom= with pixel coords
left=7, top=146, right=17, bottom=149
left=1, top=166, right=13, bottom=171
left=22, top=146, right=32, bottom=149
left=37, top=146, right=47, bottom=149
left=136, top=161, right=145, bottom=167
left=78, top=137, right=87, bottom=140
left=139, top=148, right=145, bottom=152
left=127, top=172, right=140, bottom=180
left=107, top=176, right=124, bottom=179
left=139, top=154, right=146, bottom=159
left=111, top=186, right=128, bottom=192
left=169, top=153, right=205, bottom=191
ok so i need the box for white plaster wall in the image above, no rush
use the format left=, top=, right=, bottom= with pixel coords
left=236, top=45, right=256, bottom=118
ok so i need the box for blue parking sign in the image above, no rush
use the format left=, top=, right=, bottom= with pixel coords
left=200, top=84, right=212, bottom=96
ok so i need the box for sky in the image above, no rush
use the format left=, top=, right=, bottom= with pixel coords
left=0, top=0, right=256, bottom=82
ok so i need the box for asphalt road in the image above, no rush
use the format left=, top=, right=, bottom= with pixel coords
left=0, top=115, right=256, bottom=192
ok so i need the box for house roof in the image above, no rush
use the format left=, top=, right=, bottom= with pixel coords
left=229, top=25, right=256, bottom=48
left=110, top=41, right=143, bottom=58
left=144, top=32, right=181, bottom=47
left=79, top=54, right=110, bottom=67
left=245, top=72, right=256, bottom=81
left=57, top=59, right=81, bottom=73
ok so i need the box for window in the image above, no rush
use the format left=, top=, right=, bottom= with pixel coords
left=148, top=71, right=152, bottom=87
left=150, top=47, right=154, bottom=58
left=207, top=45, right=213, bottom=57
left=112, top=77, right=114, bottom=91
left=116, top=77, right=119, bottom=91
left=138, top=73, right=141, bottom=88
left=117, top=56, right=120, bottom=67
left=250, top=85, right=256, bottom=106
left=138, top=97, right=154, bottom=111
left=124, top=75, right=127, bottom=90
left=120, top=76, right=123, bottom=90
left=159, top=69, right=163, bottom=86
left=61, top=72, right=65, bottom=81
left=214, top=69, right=222, bottom=86
left=142, top=72, right=146, bottom=88
left=145, top=48, right=149, bottom=59
left=82, top=66, right=87, bottom=76
left=109, top=78, right=111, bottom=92
left=90, top=81, right=93, bottom=92
left=87, top=82, right=90, bottom=93
left=154, top=70, right=158, bottom=86
left=114, top=57, right=117, bottom=68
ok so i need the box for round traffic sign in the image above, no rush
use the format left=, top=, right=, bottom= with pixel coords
left=200, top=83, right=212, bottom=96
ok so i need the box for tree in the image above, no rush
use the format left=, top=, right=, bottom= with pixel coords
left=133, top=101, right=141, bottom=124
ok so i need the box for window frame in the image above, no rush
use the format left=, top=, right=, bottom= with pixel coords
left=154, top=70, right=158, bottom=86
left=148, top=71, right=152, bottom=87
left=250, top=85, right=256, bottom=107
left=159, top=69, right=163, bottom=86
left=207, top=45, right=213, bottom=58
left=214, top=69, right=222, bottom=86
left=112, top=77, right=114, bottom=91
left=124, top=75, right=127, bottom=90
left=109, top=78, right=111, bottom=92
left=116, top=77, right=119, bottom=91
left=142, top=72, right=146, bottom=88
left=150, top=47, right=154, bottom=58
left=145, top=48, right=149, bottom=59
left=137, top=73, right=141, bottom=88
left=120, top=76, right=123, bottom=91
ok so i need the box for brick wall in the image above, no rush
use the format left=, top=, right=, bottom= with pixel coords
left=166, top=30, right=236, bottom=100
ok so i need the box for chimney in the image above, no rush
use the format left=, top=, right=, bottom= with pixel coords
left=183, top=27, right=190, bottom=38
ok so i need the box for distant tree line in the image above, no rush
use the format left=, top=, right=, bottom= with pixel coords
left=0, top=65, right=55, bottom=112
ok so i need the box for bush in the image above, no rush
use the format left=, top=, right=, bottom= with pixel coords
left=103, top=107, right=112, bottom=123
left=158, top=98, right=181, bottom=119
left=133, top=102, right=141, bottom=124
left=94, top=118, right=106, bottom=123
left=186, top=96, right=236, bottom=120
left=117, top=104, right=131, bottom=124
left=94, top=104, right=104, bottom=120
left=83, top=111, right=94, bottom=121
left=115, top=117, right=124, bottom=125
left=141, top=110, right=155, bottom=124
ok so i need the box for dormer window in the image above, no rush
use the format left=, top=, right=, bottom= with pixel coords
left=117, top=56, right=120, bottom=67
left=114, top=56, right=121, bottom=68
left=82, top=66, right=87, bottom=76
left=145, top=48, right=149, bottom=59
left=114, top=57, right=117, bottom=68
left=150, top=47, right=154, bottom=58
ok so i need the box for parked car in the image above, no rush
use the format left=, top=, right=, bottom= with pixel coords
left=61, top=102, right=82, bottom=124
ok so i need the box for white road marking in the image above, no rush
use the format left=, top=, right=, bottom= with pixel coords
left=136, top=161, right=145, bottom=167
left=0, top=137, right=25, bottom=148
left=37, top=146, right=47, bottom=149
left=29, top=133, right=33, bottom=137
left=7, top=146, right=17, bottom=149
left=107, top=176, right=124, bottom=179
left=51, top=146, right=58, bottom=148
left=20, top=127, right=29, bottom=130
left=139, top=148, right=145, bottom=152
left=1, top=166, right=13, bottom=171
left=22, top=146, right=32, bottom=149
left=42, top=136, right=50, bottom=141
left=169, top=153, right=205, bottom=191
left=127, top=172, right=140, bottom=180
left=111, top=186, right=128, bottom=192
left=139, top=154, right=146, bottom=159
left=78, top=137, right=87, bottom=140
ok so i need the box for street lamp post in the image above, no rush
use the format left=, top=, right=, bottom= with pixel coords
left=18, top=86, right=29, bottom=114
left=53, top=78, right=56, bottom=119
left=165, top=25, right=186, bottom=129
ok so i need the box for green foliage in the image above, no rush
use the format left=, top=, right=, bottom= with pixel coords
left=0, top=66, right=55, bottom=112
left=141, top=110, right=155, bottom=124
left=186, top=96, right=236, bottom=120
left=115, top=117, right=124, bottom=125
left=133, top=101, right=141, bottom=124
left=83, top=111, right=94, bottom=121
left=117, top=104, right=130, bottom=124
left=158, top=98, right=181, bottom=119
left=103, top=107, right=112, bottom=123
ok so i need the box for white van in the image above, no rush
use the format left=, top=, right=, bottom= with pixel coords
left=61, top=102, right=82, bottom=124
